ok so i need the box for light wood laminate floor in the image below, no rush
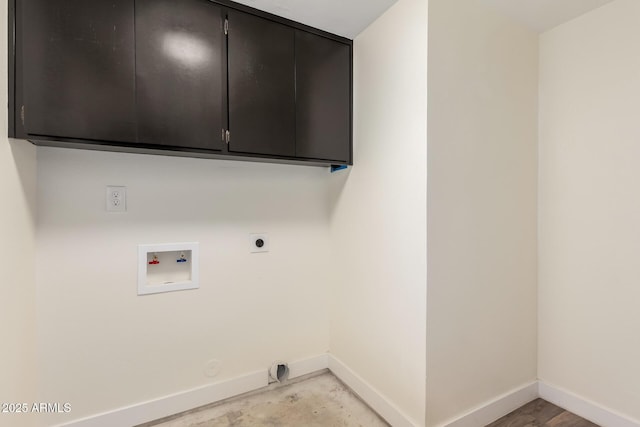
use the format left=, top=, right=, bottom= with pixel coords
left=487, top=398, right=600, bottom=427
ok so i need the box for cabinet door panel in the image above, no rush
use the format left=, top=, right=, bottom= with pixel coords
left=295, top=31, right=351, bottom=163
left=136, top=0, right=224, bottom=150
left=228, top=11, right=295, bottom=157
left=23, top=0, right=136, bottom=142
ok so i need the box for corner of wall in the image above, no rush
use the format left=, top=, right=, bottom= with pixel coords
left=329, top=0, right=428, bottom=424
left=426, top=0, right=538, bottom=425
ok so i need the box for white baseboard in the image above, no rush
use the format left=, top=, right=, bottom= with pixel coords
left=437, top=382, right=538, bottom=427
left=539, top=381, right=640, bottom=427
left=56, top=355, right=640, bottom=427
left=438, top=380, right=640, bottom=427
left=58, top=354, right=329, bottom=427
left=328, top=354, right=420, bottom=427
left=58, top=370, right=267, bottom=427
left=288, top=354, right=329, bottom=380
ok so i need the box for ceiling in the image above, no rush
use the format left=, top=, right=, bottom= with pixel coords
left=232, top=0, right=618, bottom=39
left=230, top=0, right=397, bottom=39
left=478, top=0, right=617, bottom=33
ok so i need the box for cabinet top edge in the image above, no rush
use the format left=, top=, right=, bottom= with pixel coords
left=207, top=0, right=353, bottom=45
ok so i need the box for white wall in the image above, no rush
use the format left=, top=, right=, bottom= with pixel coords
left=539, top=0, right=640, bottom=422
left=35, top=148, right=332, bottom=425
left=0, top=3, right=38, bottom=427
left=329, top=0, right=427, bottom=424
left=426, top=0, right=538, bottom=425
left=0, top=141, right=37, bottom=427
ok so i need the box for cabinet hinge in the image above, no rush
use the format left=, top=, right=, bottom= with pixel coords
left=20, top=105, right=25, bottom=125
left=225, top=130, right=231, bottom=144
left=224, top=19, right=229, bottom=35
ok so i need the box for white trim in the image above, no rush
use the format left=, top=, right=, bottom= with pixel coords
left=435, top=380, right=640, bottom=427
left=539, top=381, right=640, bottom=427
left=53, top=356, right=640, bottom=427
left=57, top=354, right=332, bottom=427
left=288, top=354, right=330, bottom=379
left=58, top=370, right=267, bottom=427
left=60, top=369, right=269, bottom=427
left=328, top=354, right=420, bottom=427
left=436, top=382, right=538, bottom=427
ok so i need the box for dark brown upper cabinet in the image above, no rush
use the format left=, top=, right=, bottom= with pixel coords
left=136, top=0, right=225, bottom=151
left=227, top=10, right=296, bottom=158
left=295, top=30, right=351, bottom=163
left=20, top=0, right=137, bottom=143
left=9, top=0, right=353, bottom=166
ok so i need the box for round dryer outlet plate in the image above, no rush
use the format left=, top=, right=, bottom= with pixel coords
left=249, top=233, right=269, bottom=253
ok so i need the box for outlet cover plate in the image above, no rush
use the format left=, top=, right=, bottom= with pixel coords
left=250, top=233, right=269, bottom=253
left=106, top=186, right=127, bottom=212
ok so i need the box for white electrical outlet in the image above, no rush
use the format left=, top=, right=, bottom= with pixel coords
left=106, top=186, right=127, bottom=212
left=250, top=233, right=269, bottom=253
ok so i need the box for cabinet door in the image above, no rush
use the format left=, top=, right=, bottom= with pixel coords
left=227, top=11, right=295, bottom=157
left=295, top=31, right=351, bottom=163
left=22, top=0, right=136, bottom=142
left=136, top=0, right=224, bottom=151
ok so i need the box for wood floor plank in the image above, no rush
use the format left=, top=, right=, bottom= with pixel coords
left=545, top=411, right=599, bottom=427
left=486, top=399, right=600, bottom=427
